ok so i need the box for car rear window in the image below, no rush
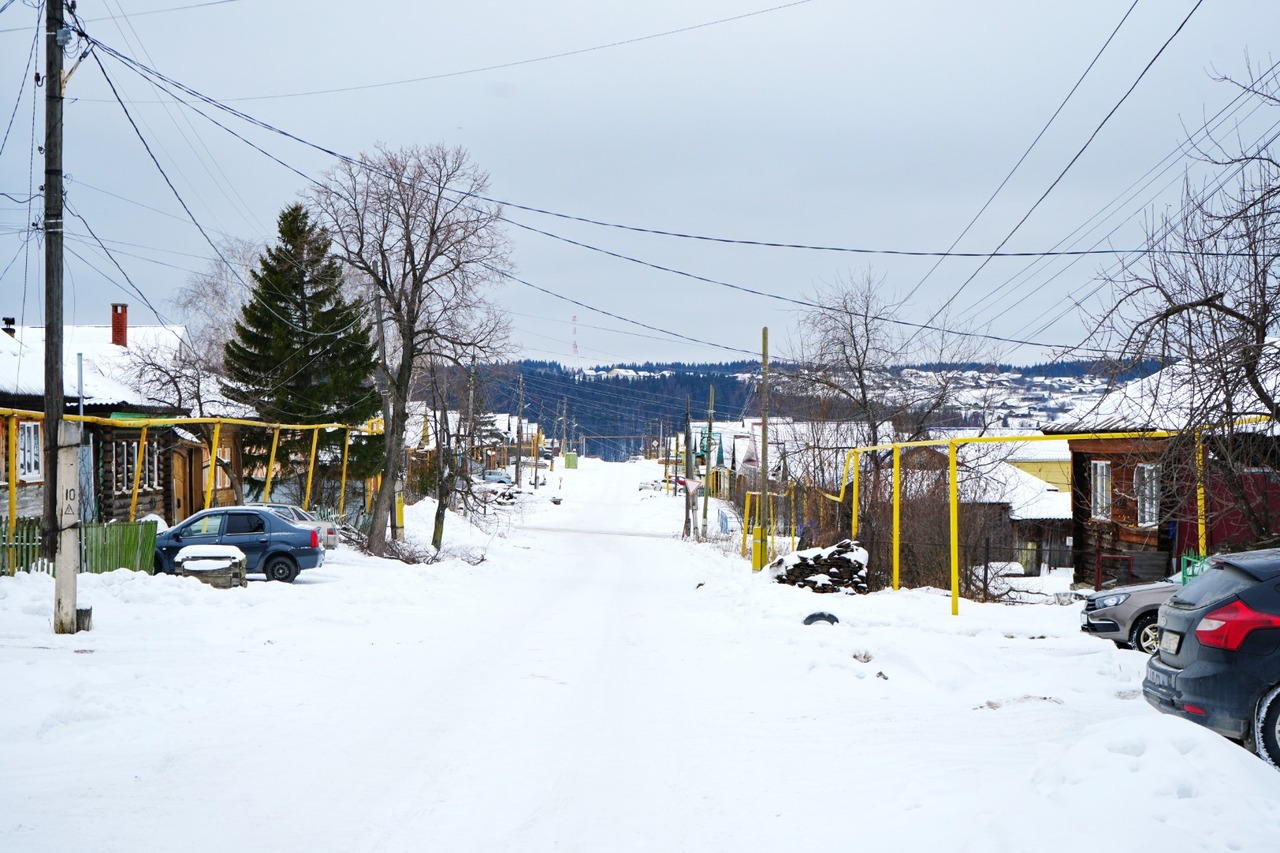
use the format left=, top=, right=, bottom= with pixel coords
left=1168, top=565, right=1256, bottom=608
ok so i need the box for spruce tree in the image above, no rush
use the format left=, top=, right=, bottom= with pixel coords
left=223, top=204, right=382, bottom=504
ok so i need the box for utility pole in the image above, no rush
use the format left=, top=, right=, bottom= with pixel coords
left=701, top=384, right=714, bottom=539
left=561, top=397, right=567, bottom=461
left=660, top=420, right=668, bottom=492
left=44, top=6, right=81, bottom=633
left=515, top=374, right=524, bottom=487
left=535, top=403, right=544, bottom=490
left=466, top=356, right=476, bottom=469
left=755, top=328, right=770, bottom=571
left=683, top=395, right=694, bottom=539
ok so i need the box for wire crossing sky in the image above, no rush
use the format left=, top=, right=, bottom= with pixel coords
left=1, top=1, right=1277, bottom=367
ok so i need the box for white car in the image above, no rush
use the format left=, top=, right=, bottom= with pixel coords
left=244, top=502, right=339, bottom=550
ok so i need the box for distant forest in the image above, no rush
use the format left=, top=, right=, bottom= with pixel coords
left=461, top=358, right=1152, bottom=461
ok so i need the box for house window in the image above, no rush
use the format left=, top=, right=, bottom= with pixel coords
left=1135, top=463, right=1161, bottom=527
left=214, top=445, right=231, bottom=490
left=1091, top=460, right=1112, bottom=520
left=17, top=421, right=42, bottom=481
left=112, top=438, right=161, bottom=494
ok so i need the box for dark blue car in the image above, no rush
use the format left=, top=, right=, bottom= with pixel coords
left=154, top=506, right=325, bottom=583
left=1144, top=549, right=1280, bottom=766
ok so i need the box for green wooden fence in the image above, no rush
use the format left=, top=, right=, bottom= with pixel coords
left=2, top=518, right=158, bottom=576
left=1, top=517, right=41, bottom=575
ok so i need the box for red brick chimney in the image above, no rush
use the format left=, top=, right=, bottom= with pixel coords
left=111, top=303, right=128, bottom=347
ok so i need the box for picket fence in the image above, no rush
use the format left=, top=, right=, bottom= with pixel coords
left=1, top=518, right=158, bottom=576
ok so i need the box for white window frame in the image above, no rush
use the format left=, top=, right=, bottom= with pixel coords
left=214, top=444, right=231, bottom=490
left=1091, top=459, right=1112, bottom=521
left=17, top=421, right=42, bottom=482
left=1135, top=463, right=1161, bottom=528
left=112, top=437, right=161, bottom=494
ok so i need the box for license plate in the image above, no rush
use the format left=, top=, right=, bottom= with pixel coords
left=1159, top=629, right=1182, bottom=654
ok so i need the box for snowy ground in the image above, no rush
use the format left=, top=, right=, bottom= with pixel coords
left=4, top=458, right=1280, bottom=852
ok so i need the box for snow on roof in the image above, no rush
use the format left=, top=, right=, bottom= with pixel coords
left=2, top=323, right=186, bottom=406
left=958, top=458, right=1071, bottom=520
left=1053, top=343, right=1280, bottom=433
left=930, top=428, right=1071, bottom=463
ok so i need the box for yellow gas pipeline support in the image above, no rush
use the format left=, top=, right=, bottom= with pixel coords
left=303, top=428, right=320, bottom=511
left=948, top=440, right=960, bottom=617
left=263, top=427, right=282, bottom=501
left=339, top=429, right=351, bottom=515
left=892, top=445, right=901, bottom=591
left=127, top=425, right=148, bottom=521
left=204, top=421, right=222, bottom=510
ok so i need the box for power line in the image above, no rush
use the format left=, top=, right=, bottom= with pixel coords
left=0, top=0, right=38, bottom=160
left=139, top=1, right=817, bottom=103
left=87, top=49, right=362, bottom=340
left=64, top=200, right=172, bottom=323
left=906, top=0, right=1207, bottom=345
left=83, top=35, right=1261, bottom=263
left=88, top=36, right=1078, bottom=354
left=901, top=0, right=1141, bottom=304
left=0, top=0, right=241, bottom=33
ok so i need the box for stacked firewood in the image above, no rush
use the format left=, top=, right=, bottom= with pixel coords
left=769, top=539, right=870, bottom=594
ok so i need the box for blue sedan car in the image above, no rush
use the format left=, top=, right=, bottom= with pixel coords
left=154, top=506, right=325, bottom=583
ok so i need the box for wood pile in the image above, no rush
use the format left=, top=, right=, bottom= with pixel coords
left=770, top=539, right=869, bottom=594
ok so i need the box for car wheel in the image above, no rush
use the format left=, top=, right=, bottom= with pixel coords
left=264, top=556, right=298, bottom=583
left=1255, top=684, right=1280, bottom=768
left=1129, top=614, right=1160, bottom=655
left=153, top=556, right=167, bottom=576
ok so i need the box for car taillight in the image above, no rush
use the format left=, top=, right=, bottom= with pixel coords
left=1195, top=599, right=1280, bottom=650
left=310, top=529, right=319, bottom=548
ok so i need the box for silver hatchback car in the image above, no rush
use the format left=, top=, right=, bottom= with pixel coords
left=1081, top=580, right=1179, bottom=654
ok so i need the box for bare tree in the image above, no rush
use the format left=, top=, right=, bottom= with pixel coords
left=126, top=239, right=259, bottom=504
left=785, top=270, right=1003, bottom=587
left=308, top=144, right=511, bottom=555
left=1082, top=62, right=1280, bottom=546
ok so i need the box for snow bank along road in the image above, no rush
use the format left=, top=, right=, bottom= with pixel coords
left=4, top=458, right=1280, bottom=852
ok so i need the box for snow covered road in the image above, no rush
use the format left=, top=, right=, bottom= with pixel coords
left=4, top=458, right=1280, bottom=851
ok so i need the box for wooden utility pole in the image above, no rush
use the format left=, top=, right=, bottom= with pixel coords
left=756, top=327, right=770, bottom=569
left=561, top=397, right=567, bottom=460
left=701, top=384, right=714, bottom=539
left=682, top=395, right=693, bottom=539
left=515, top=374, right=524, bottom=486
left=44, top=6, right=82, bottom=632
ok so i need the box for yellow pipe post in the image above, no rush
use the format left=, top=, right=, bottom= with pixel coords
left=128, top=425, right=148, bottom=521
left=850, top=450, right=862, bottom=539
left=767, top=493, right=775, bottom=560
left=263, top=427, right=281, bottom=502
left=338, top=428, right=351, bottom=515
left=892, top=445, right=901, bottom=591
left=789, top=486, right=796, bottom=552
left=742, top=492, right=754, bottom=558
left=1196, top=430, right=1208, bottom=555
left=6, top=415, right=16, bottom=575
left=204, top=421, right=222, bottom=510
left=948, top=440, right=960, bottom=616
left=7, top=416, right=17, bottom=524
left=303, top=427, right=320, bottom=511
left=822, top=449, right=856, bottom=502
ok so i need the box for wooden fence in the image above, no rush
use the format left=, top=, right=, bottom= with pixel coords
left=2, top=519, right=158, bottom=576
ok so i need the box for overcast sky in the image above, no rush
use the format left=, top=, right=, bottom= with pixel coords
left=2, top=0, right=1279, bottom=368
